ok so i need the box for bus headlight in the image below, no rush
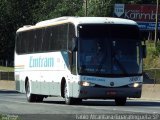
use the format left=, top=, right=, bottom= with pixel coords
left=78, top=81, right=95, bottom=87
left=128, top=83, right=142, bottom=88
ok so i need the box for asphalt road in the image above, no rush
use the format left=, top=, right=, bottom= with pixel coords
left=0, top=90, right=160, bottom=120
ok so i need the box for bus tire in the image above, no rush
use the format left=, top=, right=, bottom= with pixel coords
left=115, top=97, right=127, bottom=106
left=25, top=80, right=36, bottom=102
left=64, top=82, right=74, bottom=105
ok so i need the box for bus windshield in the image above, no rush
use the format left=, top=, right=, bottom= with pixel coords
left=78, top=24, right=142, bottom=77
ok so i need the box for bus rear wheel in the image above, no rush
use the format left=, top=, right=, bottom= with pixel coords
left=115, top=97, right=127, bottom=106
left=25, top=81, right=36, bottom=102
left=25, top=81, right=44, bottom=102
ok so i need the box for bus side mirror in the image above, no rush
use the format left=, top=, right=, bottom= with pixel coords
left=142, top=45, right=147, bottom=58
left=72, top=37, right=78, bottom=51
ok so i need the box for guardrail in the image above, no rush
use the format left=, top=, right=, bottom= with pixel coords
left=0, top=68, right=159, bottom=83
left=144, top=68, right=160, bottom=84
left=0, top=72, right=14, bottom=81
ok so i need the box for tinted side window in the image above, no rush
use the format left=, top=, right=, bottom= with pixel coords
left=50, top=24, right=68, bottom=51
left=68, top=23, right=75, bottom=50
left=54, top=25, right=61, bottom=50
left=28, top=30, right=35, bottom=53
left=21, top=32, right=27, bottom=53
left=15, top=33, right=21, bottom=54
left=35, top=29, right=43, bottom=52
left=50, top=26, right=57, bottom=51
left=25, top=31, right=30, bottom=53
left=58, top=24, right=68, bottom=50
left=16, top=23, right=76, bottom=54
left=42, top=27, right=51, bottom=51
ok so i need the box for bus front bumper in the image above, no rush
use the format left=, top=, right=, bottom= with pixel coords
left=77, top=87, right=142, bottom=99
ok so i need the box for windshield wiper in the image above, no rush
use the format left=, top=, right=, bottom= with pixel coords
left=113, top=57, right=128, bottom=74
left=96, top=53, right=107, bottom=73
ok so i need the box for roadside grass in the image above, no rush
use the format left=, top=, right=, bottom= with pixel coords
left=0, top=66, right=14, bottom=72
left=0, top=114, right=21, bottom=120
left=143, top=41, right=160, bottom=69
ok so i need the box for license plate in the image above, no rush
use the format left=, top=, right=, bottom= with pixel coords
left=106, top=91, right=117, bottom=96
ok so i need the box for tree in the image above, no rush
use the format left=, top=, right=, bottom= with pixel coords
left=50, top=0, right=84, bottom=18
left=86, top=0, right=113, bottom=17
left=0, top=0, right=37, bottom=65
left=31, top=0, right=61, bottom=22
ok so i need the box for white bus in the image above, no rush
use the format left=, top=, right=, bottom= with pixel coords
left=15, top=17, right=146, bottom=105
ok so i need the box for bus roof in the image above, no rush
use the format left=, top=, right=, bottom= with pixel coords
left=17, top=17, right=138, bottom=32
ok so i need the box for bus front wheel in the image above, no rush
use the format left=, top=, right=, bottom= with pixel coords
left=115, top=97, right=127, bottom=106
left=64, top=82, right=75, bottom=105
